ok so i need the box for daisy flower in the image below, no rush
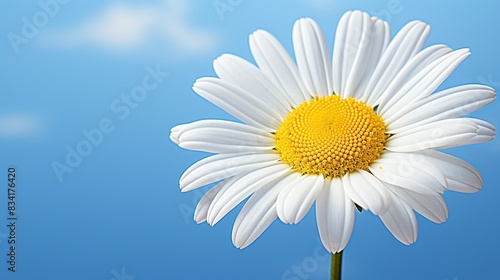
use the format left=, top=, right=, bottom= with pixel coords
left=170, top=10, right=495, bottom=254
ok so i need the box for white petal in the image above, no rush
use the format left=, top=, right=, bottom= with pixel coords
left=380, top=49, right=470, bottom=118
left=472, top=118, right=496, bottom=132
left=232, top=181, right=285, bottom=249
left=387, top=184, right=448, bottom=223
left=207, top=163, right=290, bottom=226
left=175, top=120, right=275, bottom=154
left=343, top=170, right=391, bottom=215
left=275, top=172, right=303, bottom=223
left=332, top=11, right=388, bottom=99
left=371, top=44, right=452, bottom=108
left=169, top=124, right=185, bottom=144
left=379, top=191, right=418, bottom=245
left=277, top=173, right=324, bottom=224
left=193, top=78, right=282, bottom=131
left=180, top=152, right=279, bottom=192
left=386, top=85, right=496, bottom=133
left=194, top=182, right=225, bottom=223
left=363, top=21, right=429, bottom=105
left=213, top=54, right=291, bottom=115
left=250, top=30, right=310, bottom=105
left=458, top=118, right=496, bottom=145
left=370, top=152, right=447, bottom=195
left=400, top=44, right=454, bottom=79
left=418, top=150, right=483, bottom=193
left=293, top=18, right=333, bottom=97
left=316, top=178, right=355, bottom=253
left=386, top=118, right=478, bottom=152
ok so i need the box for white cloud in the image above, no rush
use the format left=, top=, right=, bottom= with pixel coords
left=0, top=113, right=43, bottom=139
left=39, top=0, right=217, bottom=56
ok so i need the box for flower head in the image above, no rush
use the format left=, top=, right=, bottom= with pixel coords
left=170, top=10, right=495, bottom=253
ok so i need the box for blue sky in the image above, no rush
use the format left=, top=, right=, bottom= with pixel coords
left=1, top=0, right=499, bottom=279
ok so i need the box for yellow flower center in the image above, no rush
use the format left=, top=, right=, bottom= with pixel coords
left=275, top=95, right=387, bottom=179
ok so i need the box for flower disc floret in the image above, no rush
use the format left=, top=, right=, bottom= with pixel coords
left=275, top=95, right=388, bottom=178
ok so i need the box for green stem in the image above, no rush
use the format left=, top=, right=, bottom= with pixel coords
left=330, top=251, right=343, bottom=280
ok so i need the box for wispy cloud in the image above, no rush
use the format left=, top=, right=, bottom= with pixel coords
left=0, top=113, right=43, bottom=139
left=38, top=0, right=217, bottom=57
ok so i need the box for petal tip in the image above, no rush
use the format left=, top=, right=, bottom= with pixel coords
left=169, top=133, right=180, bottom=144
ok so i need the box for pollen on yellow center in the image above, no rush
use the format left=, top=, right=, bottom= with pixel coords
left=275, top=95, right=388, bottom=179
